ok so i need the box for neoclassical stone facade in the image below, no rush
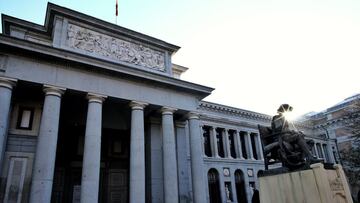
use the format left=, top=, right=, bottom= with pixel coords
left=0, top=3, right=338, bottom=203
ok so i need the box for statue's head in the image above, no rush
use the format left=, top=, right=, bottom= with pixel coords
left=277, top=104, right=293, bottom=113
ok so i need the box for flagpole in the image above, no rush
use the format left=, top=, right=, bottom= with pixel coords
left=115, top=0, right=118, bottom=25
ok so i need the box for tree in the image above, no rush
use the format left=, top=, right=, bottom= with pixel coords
left=340, top=100, right=360, bottom=193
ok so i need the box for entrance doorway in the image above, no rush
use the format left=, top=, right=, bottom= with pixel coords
left=51, top=126, right=130, bottom=203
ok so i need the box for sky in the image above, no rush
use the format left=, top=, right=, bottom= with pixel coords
left=0, top=0, right=359, bottom=117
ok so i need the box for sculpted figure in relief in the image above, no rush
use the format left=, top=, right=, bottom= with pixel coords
left=67, top=24, right=166, bottom=72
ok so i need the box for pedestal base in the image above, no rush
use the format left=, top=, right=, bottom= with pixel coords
left=259, top=163, right=353, bottom=203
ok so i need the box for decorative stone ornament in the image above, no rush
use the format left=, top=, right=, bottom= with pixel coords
left=223, top=168, right=230, bottom=177
left=247, top=168, right=253, bottom=177
left=67, top=24, right=166, bottom=72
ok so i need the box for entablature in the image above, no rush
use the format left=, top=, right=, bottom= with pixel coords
left=2, top=3, right=181, bottom=77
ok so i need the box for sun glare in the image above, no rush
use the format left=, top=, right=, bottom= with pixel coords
left=282, top=111, right=297, bottom=121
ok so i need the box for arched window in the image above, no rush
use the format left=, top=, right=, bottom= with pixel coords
left=208, top=169, right=221, bottom=203
left=235, top=169, right=247, bottom=203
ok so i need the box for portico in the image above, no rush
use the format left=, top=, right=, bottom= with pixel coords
left=0, top=3, right=214, bottom=203
left=0, top=76, right=211, bottom=203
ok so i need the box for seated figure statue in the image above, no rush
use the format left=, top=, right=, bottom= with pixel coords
left=260, top=104, right=320, bottom=169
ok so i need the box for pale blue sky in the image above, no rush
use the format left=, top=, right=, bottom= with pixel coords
left=1, top=0, right=360, bottom=116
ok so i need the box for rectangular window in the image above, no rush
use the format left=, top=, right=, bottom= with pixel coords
left=250, top=133, right=258, bottom=160
left=332, top=146, right=339, bottom=164
left=316, top=143, right=323, bottom=158
left=216, top=128, right=225, bottom=158
left=229, top=130, right=236, bottom=158
left=323, top=144, right=330, bottom=163
left=202, top=126, right=212, bottom=157
left=16, top=107, right=34, bottom=130
left=310, top=142, right=316, bottom=155
left=240, top=132, right=248, bottom=159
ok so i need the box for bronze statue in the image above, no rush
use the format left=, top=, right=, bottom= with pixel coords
left=258, top=104, right=320, bottom=170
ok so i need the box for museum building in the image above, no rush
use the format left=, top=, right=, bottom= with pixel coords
left=0, top=3, right=338, bottom=203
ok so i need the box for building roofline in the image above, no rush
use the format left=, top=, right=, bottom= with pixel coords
left=199, top=101, right=272, bottom=121
left=2, top=2, right=181, bottom=53
left=0, top=34, right=214, bottom=98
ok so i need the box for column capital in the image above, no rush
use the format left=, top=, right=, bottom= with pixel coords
left=87, top=93, right=107, bottom=104
left=175, top=121, right=186, bottom=128
left=160, top=107, right=177, bottom=115
left=0, top=77, right=17, bottom=89
left=129, top=100, right=148, bottom=110
left=43, top=85, right=66, bottom=97
left=187, top=112, right=200, bottom=120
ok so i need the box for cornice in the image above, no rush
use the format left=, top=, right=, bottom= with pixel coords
left=199, top=114, right=261, bottom=130
left=2, top=3, right=180, bottom=53
left=0, top=35, right=214, bottom=98
left=199, top=101, right=272, bottom=122
left=313, top=113, right=359, bottom=130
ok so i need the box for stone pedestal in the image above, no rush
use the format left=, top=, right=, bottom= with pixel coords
left=259, top=163, right=353, bottom=203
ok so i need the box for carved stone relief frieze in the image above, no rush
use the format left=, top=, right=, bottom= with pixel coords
left=66, top=24, right=166, bottom=72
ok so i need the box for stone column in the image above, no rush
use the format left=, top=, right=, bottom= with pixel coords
left=234, top=130, right=244, bottom=159
left=30, top=85, right=65, bottom=203
left=326, top=142, right=335, bottom=163
left=320, top=143, right=326, bottom=161
left=0, top=77, right=16, bottom=174
left=210, top=127, right=219, bottom=157
left=224, top=129, right=232, bottom=158
left=314, top=142, right=319, bottom=158
left=161, top=107, right=179, bottom=203
left=246, top=132, right=255, bottom=160
left=129, top=101, right=147, bottom=203
left=80, top=93, right=106, bottom=203
left=188, top=112, right=207, bottom=203
left=256, top=133, right=264, bottom=160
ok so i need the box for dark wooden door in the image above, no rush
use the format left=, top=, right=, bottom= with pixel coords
left=106, top=169, right=128, bottom=203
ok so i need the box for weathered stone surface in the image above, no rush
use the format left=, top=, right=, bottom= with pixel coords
left=67, top=24, right=166, bottom=72
left=259, top=163, right=353, bottom=203
left=30, top=86, right=64, bottom=203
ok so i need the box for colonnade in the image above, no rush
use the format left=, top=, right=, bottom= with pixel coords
left=0, top=77, right=207, bottom=203
left=312, top=141, right=335, bottom=163
left=202, top=125, right=264, bottom=161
